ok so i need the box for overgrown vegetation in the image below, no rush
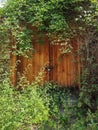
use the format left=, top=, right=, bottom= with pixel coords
left=78, top=28, right=98, bottom=112
left=0, top=79, right=98, bottom=130
left=0, top=0, right=98, bottom=129
left=0, top=0, right=97, bottom=55
left=0, top=79, right=49, bottom=130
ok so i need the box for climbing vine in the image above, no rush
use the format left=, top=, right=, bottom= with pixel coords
left=0, top=0, right=97, bottom=55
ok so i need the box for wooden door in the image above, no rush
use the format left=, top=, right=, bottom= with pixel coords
left=17, top=43, right=49, bottom=85
left=48, top=40, right=80, bottom=87
left=10, top=38, right=80, bottom=87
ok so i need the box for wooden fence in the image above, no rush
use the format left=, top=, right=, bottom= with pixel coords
left=10, top=36, right=81, bottom=87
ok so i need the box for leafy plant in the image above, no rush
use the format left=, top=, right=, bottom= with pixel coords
left=0, top=0, right=97, bottom=55
left=0, top=78, right=49, bottom=130
left=0, top=76, right=98, bottom=130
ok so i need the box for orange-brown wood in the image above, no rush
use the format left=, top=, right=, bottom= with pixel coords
left=10, top=36, right=17, bottom=86
left=10, top=35, right=81, bottom=87
left=10, top=53, right=17, bottom=86
left=16, top=41, right=49, bottom=85
left=47, top=38, right=80, bottom=87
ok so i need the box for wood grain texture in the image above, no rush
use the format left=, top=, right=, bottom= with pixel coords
left=10, top=35, right=80, bottom=87
left=10, top=36, right=17, bottom=86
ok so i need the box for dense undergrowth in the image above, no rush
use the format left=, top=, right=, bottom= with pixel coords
left=0, top=0, right=98, bottom=129
left=0, top=77, right=98, bottom=130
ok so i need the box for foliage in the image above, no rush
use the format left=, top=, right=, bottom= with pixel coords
left=79, top=67, right=98, bottom=112
left=78, top=30, right=98, bottom=112
left=0, top=43, right=10, bottom=83
left=37, top=82, right=98, bottom=130
left=0, top=0, right=97, bottom=55
left=0, top=0, right=98, bottom=129
left=0, top=78, right=49, bottom=130
left=0, top=73, right=98, bottom=130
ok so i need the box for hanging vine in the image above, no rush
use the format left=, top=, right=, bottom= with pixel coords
left=0, top=0, right=96, bottom=56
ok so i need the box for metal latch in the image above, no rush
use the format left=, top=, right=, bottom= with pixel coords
left=44, top=65, right=53, bottom=72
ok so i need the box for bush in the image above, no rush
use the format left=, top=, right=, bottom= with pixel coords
left=37, top=82, right=78, bottom=129
left=0, top=79, right=98, bottom=130
left=37, top=82, right=98, bottom=130
left=0, top=79, right=49, bottom=130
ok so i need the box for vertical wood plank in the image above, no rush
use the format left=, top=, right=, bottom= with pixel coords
left=10, top=36, right=17, bottom=86
left=10, top=53, right=17, bottom=86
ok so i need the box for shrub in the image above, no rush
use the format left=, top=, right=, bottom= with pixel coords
left=37, top=82, right=78, bottom=129
left=0, top=79, right=49, bottom=130
left=0, top=79, right=98, bottom=130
